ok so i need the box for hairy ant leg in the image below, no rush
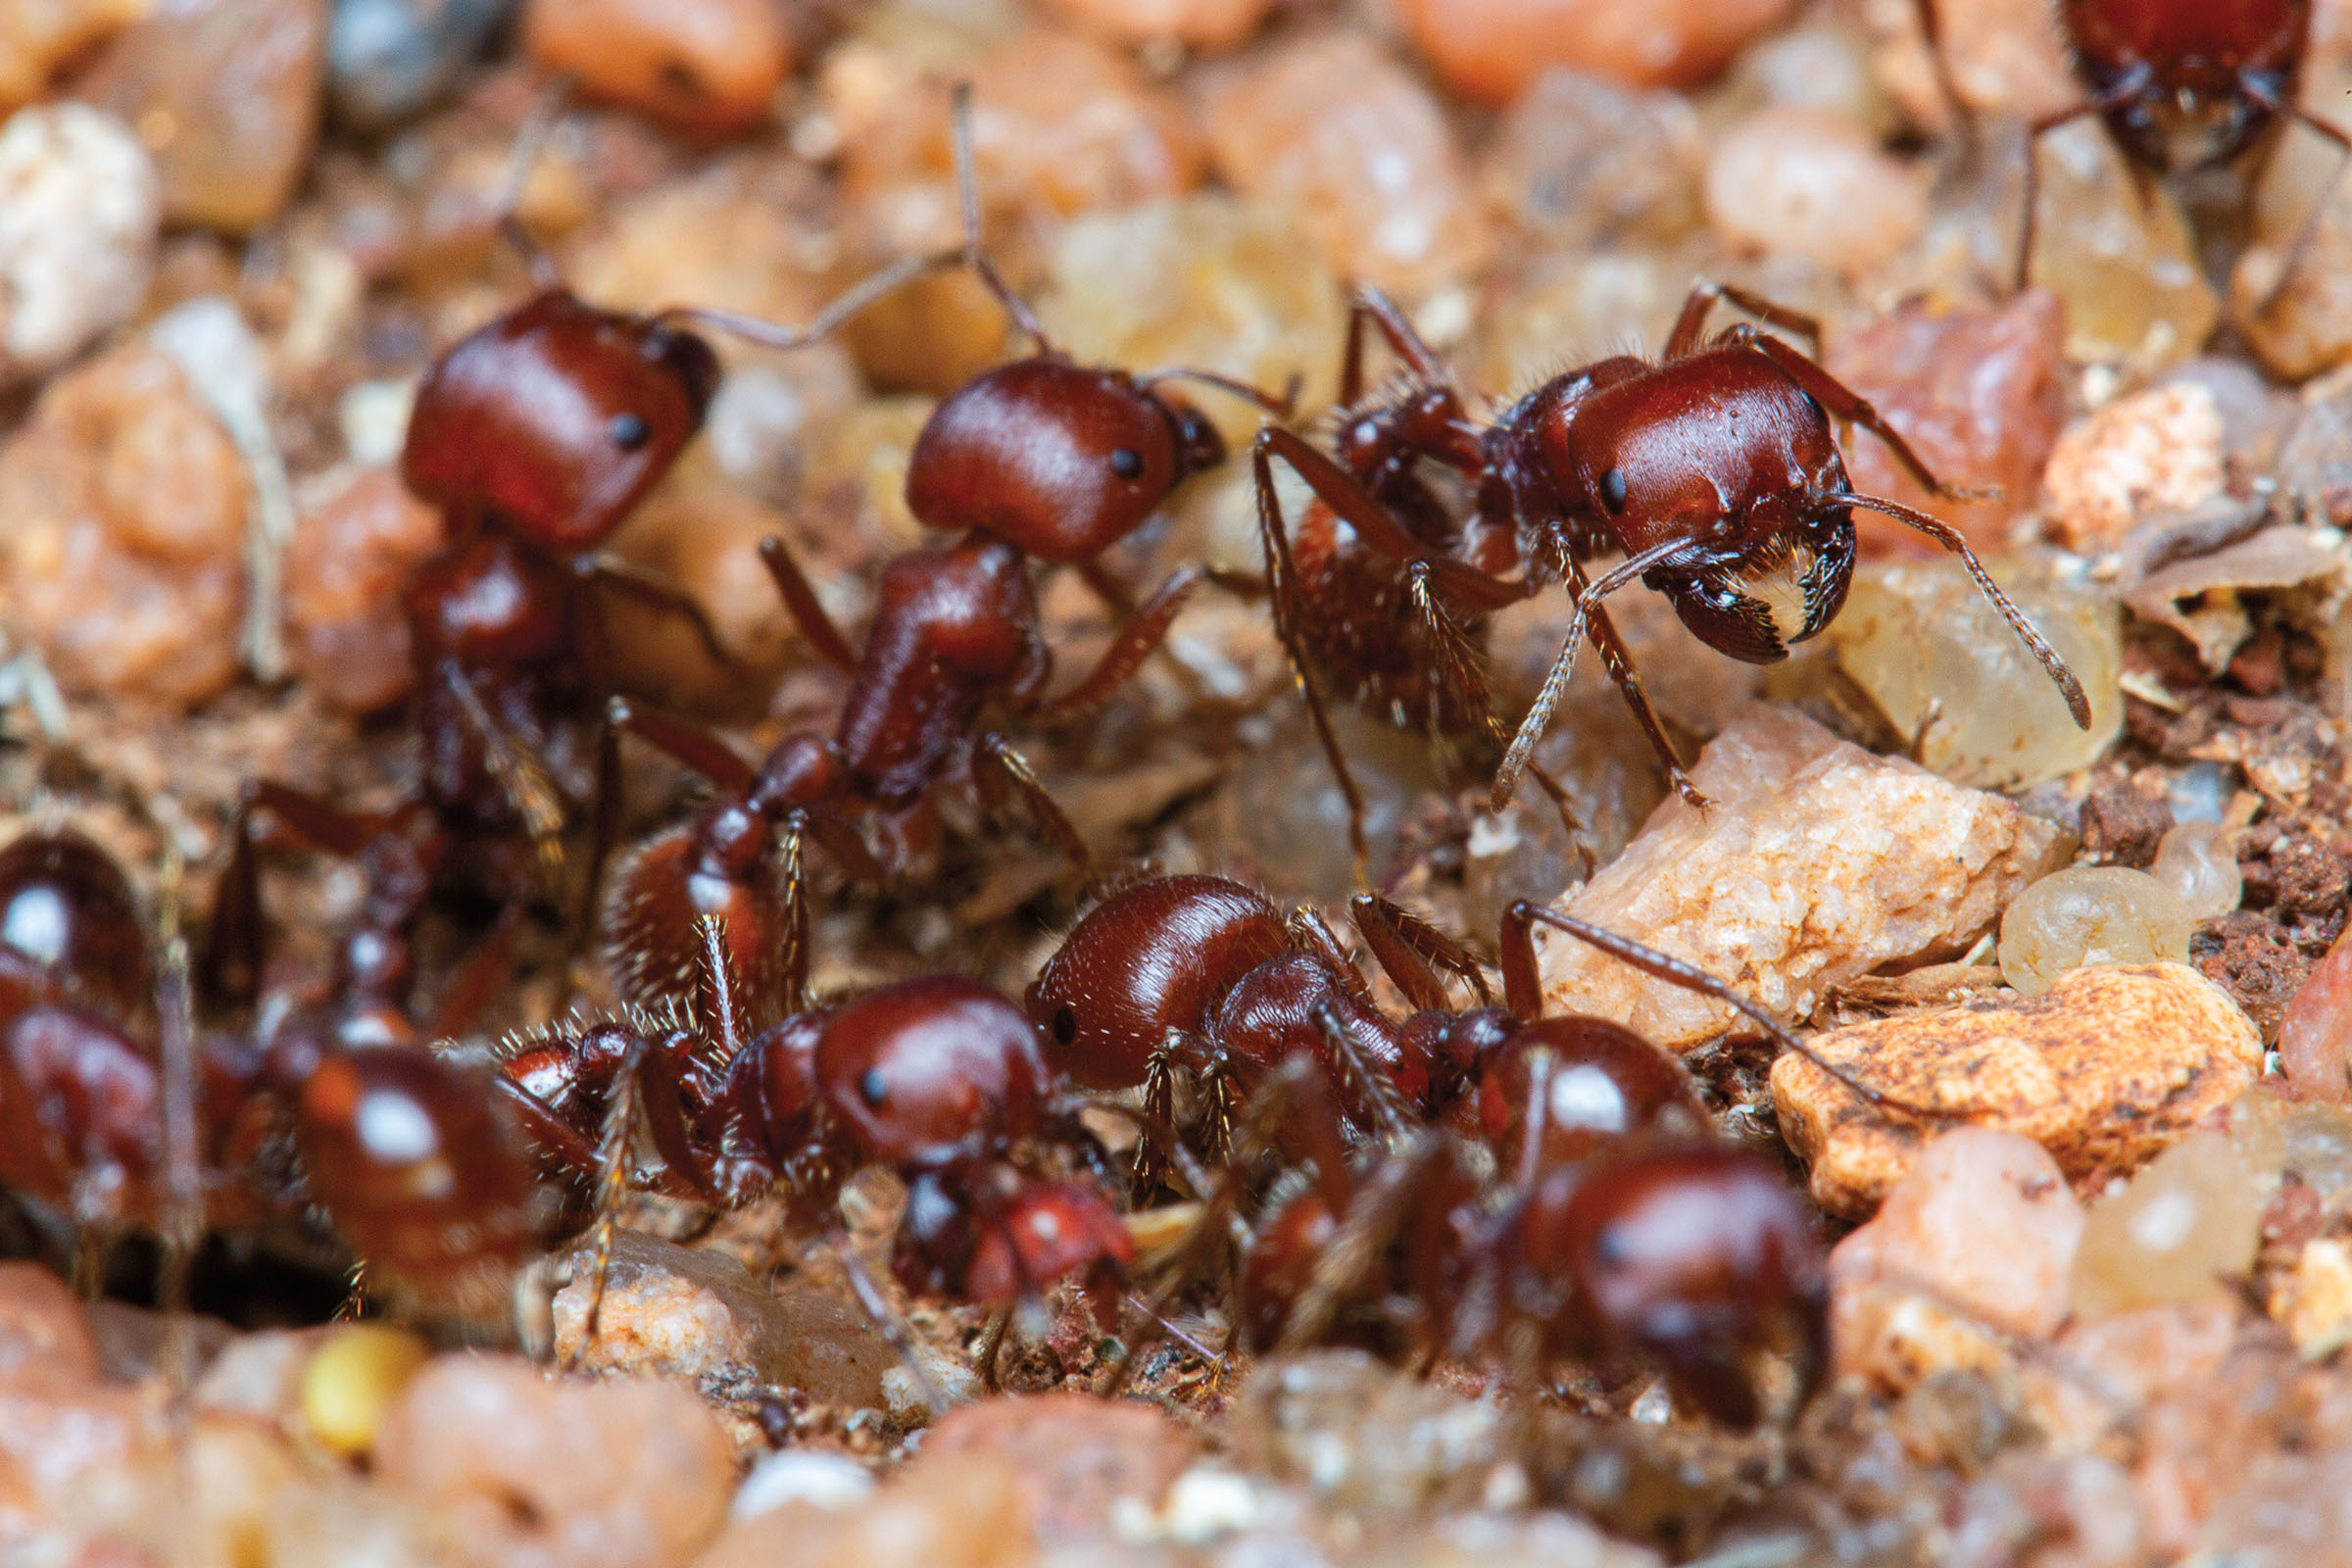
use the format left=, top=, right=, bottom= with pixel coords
left=1348, top=891, right=1493, bottom=1010
left=972, top=733, right=1095, bottom=882
left=574, top=553, right=753, bottom=675
left=756, top=534, right=860, bottom=674
left=1023, top=566, right=1206, bottom=721
left=2238, top=85, right=2352, bottom=315
left=1664, top=279, right=1826, bottom=360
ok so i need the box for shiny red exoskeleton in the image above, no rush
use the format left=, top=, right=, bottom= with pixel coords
left=1936, top=0, right=2351, bottom=301
left=1255, top=282, right=2092, bottom=851
left=494, top=917, right=1131, bottom=1370
left=591, top=91, right=1289, bottom=1026
left=1091, top=890, right=1922, bottom=1425
left=0, top=827, right=547, bottom=1315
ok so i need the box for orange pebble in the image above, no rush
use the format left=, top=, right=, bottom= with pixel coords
left=523, top=0, right=791, bottom=135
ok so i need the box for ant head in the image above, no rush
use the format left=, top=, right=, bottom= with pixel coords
left=0, top=829, right=151, bottom=1020
left=1517, top=1143, right=1826, bottom=1427
left=402, top=291, right=720, bottom=553
left=1475, top=1017, right=1709, bottom=1171
left=292, top=1047, right=543, bottom=1295
left=818, top=976, right=1047, bottom=1169
left=905, top=359, right=1215, bottom=564
left=1026, top=875, right=1290, bottom=1092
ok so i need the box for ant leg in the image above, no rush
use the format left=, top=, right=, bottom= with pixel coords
left=1028, top=566, right=1205, bottom=720
left=564, top=1031, right=646, bottom=1371
left=200, top=784, right=415, bottom=1004
left=1494, top=538, right=1701, bottom=814
left=2241, top=92, right=2352, bottom=317
left=440, top=664, right=567, bottom=888
left=971, top=733, right=1095, bottom=880
left=1666, top=282, right=1822, bottom=360
left=1259, top=430, right=1527, bottom=612
left=691, top=913, right=749, bottom=1063
left=1500, top=900, right=1964, bottom=1122
left=1076, top=559, right=1137, bottom=619
left=1348, top=892, right=1492, bottom=1009
left=1738, top=335, right=1999, bottom=505
left=830, top=1232, right=950, bottom=1416
left=1284, top=905, right=1372, bottom=1004
left=1843, top=492, right=2091, bottom=727
left=1403, top=559, right=1495, bottom=737
left=582, top=696, right=758, bottom=943
left=2014, top=102, right=2107, bottom=292
left=772, top=819, right=811, bottom=1015
left=426, top=904, right=522, bottom=1039
left=1254, top=437, right=1371, bottom=875
left=155, top=933, right=203, bottom=1442
left=1911, top=0, right=1978, bottom=166
left=1516, top=754, right=1600, bottom=879
left=580, top=557, right=749, bottom=674
left=1343, top=284, right=1450, bottom=403
left=757, top=536, right=859, bottom=675
left=1307, top=995, right=1416, bottom=1143
left=1273, top=1132, right=1447, bottom=1353
left=492, top=76, right=571, bottom=290
left=976, top=1307, right=1012, bottom=1392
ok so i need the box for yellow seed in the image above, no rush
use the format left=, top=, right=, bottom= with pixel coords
left=301, top=1325, right=429, bottom=1457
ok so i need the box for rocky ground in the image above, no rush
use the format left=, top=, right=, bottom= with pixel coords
left=4, top=0, right=2352, bottom=1564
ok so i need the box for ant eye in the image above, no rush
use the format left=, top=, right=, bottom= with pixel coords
left=1052, top=1006, right=1077, bottom=1046
left=1598, top=467, right=1628, bottom=514
left=1109, top=447, right=1146, bottom=481
left=610, top=413, right=651, bottom=451
left=858, top=1067, right=888, bottom=1106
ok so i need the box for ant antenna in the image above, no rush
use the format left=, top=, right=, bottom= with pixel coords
left=1135, top=367, right=1302, bottom=419
left=1841, top=491, right=2091, bottom=728
left=655, top=81, right=1053, bottom=357
left=497, top=74, right=574, bottom=292
left=1501, top=902, right=1966, bottom=1124
left=1493, top=537, right=1694, bottom=810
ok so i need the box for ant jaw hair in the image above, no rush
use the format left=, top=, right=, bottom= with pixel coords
left=1841, top=490, right=2094, bottom=731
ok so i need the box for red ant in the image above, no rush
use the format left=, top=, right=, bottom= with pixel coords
left=491, top=915, right=1133, bottom=1394
left=0, top=825, right=549, bottom=1319
left=1922, top=0, right=2352, bottom=306
left=588, top=88, right=1293, bottom=1025
left=1106, top=901, right=1864, bottom=1427
left=1254, top=281, right=2092, bottom=853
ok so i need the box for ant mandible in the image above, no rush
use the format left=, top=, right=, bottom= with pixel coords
left=588, top=86, right=1295, bottom=1025
left=1920, top=0, right=2352, bottom=307
left=1256, top=279, right=2093, bottom=836
left=1106, top=902, right=1864, bottom=1427
left=491, top=915, right=1133, bottom=1395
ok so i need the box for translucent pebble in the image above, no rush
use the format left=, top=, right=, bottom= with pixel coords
left=1825, top=560, right=2123, bottom=791
left=1478, top=70, right=1705, bottom=252
left=300, top=1324, right=428, bottom=1457
left=2069, top=1131, right=2262, bottom=1318
left=74, top=0, right=327, bottom=231
left=1821, top=289, right=2066, bottom=561
left=1037, top=194, right=1344, bottom=442
left=964, top=32, right=1201, bottom=220
left=1396, top=0, right=1799, bottom=104
left=1470, top=247, right=1689, bottom=396
left=1031, top=0, right=1271, bottom=50
left=328, top=0, right=513, bottom=129
left=0, top=342, right=246, bottom=708
left=2230, top=104, right=2352, bottom=380
left=2149, top=822, right=2242, bottom=922
left=1200, top=32, right=1490, bottom=296
left=284, top=466, right=442, bottom=713
left=1860, top=0, right=2075, bottom=130
left=2229, top=1086, right=2352, bottom=1202
left=1720, top=16, right=1897, bottom=137
left=522, top=0, right=791, bottom=135
left=2279, top=931, right=2352, bottom=1103
left=2024, top=119, right=2217, bottom=368
left=2166, top=760, right=2233, bottom=825
left=1703, top=106, right=1927, bottom=277
left=1998, top=868, right=2196, bottom=998
left=0, top=104, right=159, bottom=378
left=376, top=1353, right=734, bottom=1568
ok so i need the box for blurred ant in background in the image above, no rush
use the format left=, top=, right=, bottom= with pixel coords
left=590, top=85, right=1296, bottom=1026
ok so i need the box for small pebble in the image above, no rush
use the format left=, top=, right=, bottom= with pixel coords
left=731, top=1450, right=874, bottom=1522
left=2040, top=384, right=2227, bottom=554
left=0, top=0, right=147, bottom=111
left=1720, top=16, right=1897, bottom=136
left=2070, top=1131, right=2262, bottom=1318
left=1032, top=0, right=1271, bottom=51
left=1999, top=867, right=2197, bottom=998
left=284, top=466, right=443, bottom=713
left=2230, top=1087, right=2352, bottom=1202
left=0, top=104, right=159, bottom=379
left=1823, top=289, right=2068, bottom=559
left=0, top=341, right=247, bottom=707
left=328, top=0, right=514, bottom=129
left=1830, top=1129, right=2084, bottom=1394
left=1702, top=105, right=1927, bottom=277
left=1826, top=560, right=2122, bottom=791
left=522, top=0, right=791, bottom=135
left=1200, top=31, right=1490, bottom=296
left=1396, top=0, right=1798, bottom=104
left=2275, top=1237, right=2352, bottom=1359
left=1228, top=1351, right=1503, bottom=1511
left=695, top=1452, right=1034, bottom=1568
left=965, top=31, right=1200, bottom=220
left=74, top=0, right=327, bottom=231
left=2149, top=821, right=2243, bottom=922
left=2279, top=929, right=2352, bottom=1102
left=1860, top=0, right=2075, bottom=129
left=2023, top=119, right=2216, bottom=368
left=0, top=1262, right=100, bottom=1386
left=300, top=1324, right=429, bottom=1457
left=923, top=1392, right=1197, bottom=1538
left=1478, top=69, right=1705, bottom=251
left=376, top=1353, right=735, bottom=1568
left=1537, top=705, right=2064, bottom=1046
left=1774, top=962, right=2263, bottom=1217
